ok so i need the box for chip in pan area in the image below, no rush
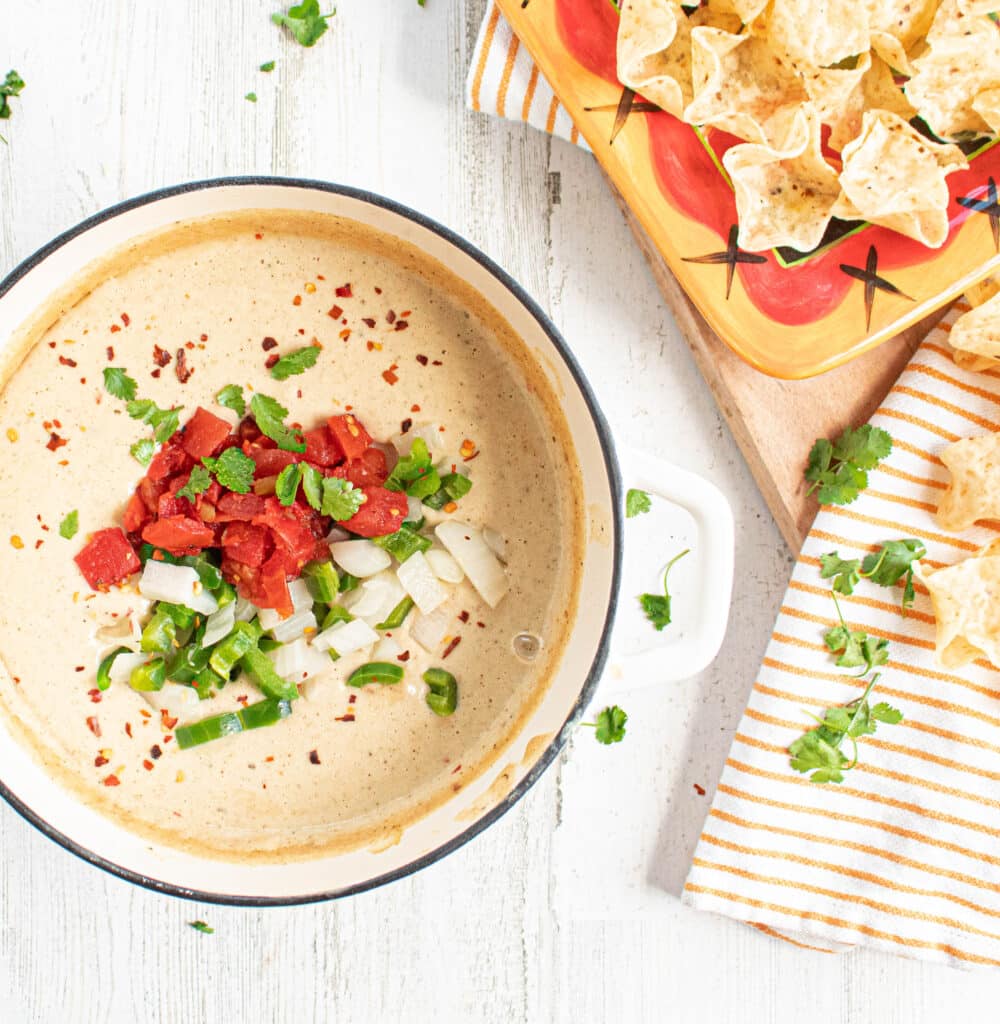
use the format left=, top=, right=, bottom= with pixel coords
left=723, top=106, right=841, bottom=251
left=915, top=547, right=1000, bottom=669
left=937, top=430, right=1000, bottom=531
left=866, top=0, right=939, bottom=76
left=767, top=0, right=871, bottom=69
left=950, top=287, right=1000, bottom=373
left=830, top=109, right=968, bottom=247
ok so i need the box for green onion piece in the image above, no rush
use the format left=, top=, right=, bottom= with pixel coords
left=165, top=642, right=211, bottom=684
left=129, top=657, right=166, bottom=692
left=175, top=698, right=292, bottom=750
left=376, top=596, right=414, bottom=631
left=157, top=602, right=198, bottom=630
left=208, top=621, right=259, bottom=677
left=258, top=636, right=283, bottom=653
left=406, top=466, right=441, bottom=500
left=423, top=667, right=458, bottom=716
left=339, top=572, right=361, bottom=594
left=347, top=661, right=405, bottom=688
left=96, top=646, right=132, bottom=691
left=141, top=608, right=178, bottom=654
left=302, top=560, right=340, bottom=603
left=321, top=604, right=353, bottom=629
left=192, top=666, right=224, bottom=699
left=240, top=647, right=298, bottom=702
left=372, top=525, right=432, bottom=562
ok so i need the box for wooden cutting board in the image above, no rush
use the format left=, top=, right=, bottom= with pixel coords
left=606, top=177, right=949, bottom=551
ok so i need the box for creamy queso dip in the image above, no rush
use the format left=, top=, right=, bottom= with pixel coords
left=0, top=211, right=583, bottom=860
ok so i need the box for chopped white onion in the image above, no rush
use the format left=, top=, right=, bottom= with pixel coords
left=107, top=651, right=149, bottom=686
left=343, top=571, right=407, bottom=626
left=312, top=617, right=379, bottom=655
left=408, top=607, right=453, bottom=653
left=288, top=577, right=314, bottom=613
left=425, top=548, right=464, bottom=584
left=434, top=521, right=509, bottom=608
left=201, top=603, right=236, bottom=648
left=373, top=634, right=403, bottom=661
left=233, top=595, right=258, bottom=622
left=268, top=637, right=332, bottom=682
left=330, top=539, right=392, bottom=578
left=138, top=561, right=219, bottom=615
left=407, top=495, right=424, bottom=522
left=390, top=423, right=440, bottom=458
left=141, top=682, right=203, bottom=724
left=483, top=527, right=507, bottom=563
left=326, top=525, right=351, bottom=543
left=396, top=551, right=449, bottom=615
left=268, top=608, right=317, bottom=644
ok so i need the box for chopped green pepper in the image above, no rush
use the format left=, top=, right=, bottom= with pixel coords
left=321, top=605, right=353, bottom=629
left=129, top=657, right=166, bottom=692
left=240, top=647, right=298, bottom=702
left=157, top=602, right=198, bottom=630
left=376, top=596, right=414, bottom=631
left=96, top=646, right=131, bottom=691
left=423, top=667, right=457, bottom=716
left=141, top=608, right=178, bottom=654
left=406, top=466, right=441, bottom=500
left=214, top=581, right=237, bottom=608
left=192, top=666, right=224, bottom=699
left=373, top=525, right=432, bottom=562
left=303, top=559, right=340, bottom=602
left=338, top=572, right=360, bottom=594
left=258, top=635, right=283, bottom=653
left=423, top=473, right=472, bottom=510
left=208, top=621, right=259, bottom=677
left=347, top=661, right=405, bottom=687
left=166, top=642, right=211, bottom=684
left=175, top=698, right=292, bottom=750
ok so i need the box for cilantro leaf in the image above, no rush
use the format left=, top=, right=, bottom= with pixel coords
left=275, top=463, right=304, bottom=506
left=131, top=438, right=155, bottom=467
left=245, top=92, right=257, bottom=103
left=824, top=624, right=888, bottom=674
left=385, top=437, right=438, bottom=497
left=270, top=345, right=320, bottom=381
left=126, top=399, right=156, bottom=421
left=819, top=552, right=861, bottom=596
left=860, top=539, right=926, bottom=611
left=639, top=548, right=689, bottom=631
left=0, top=69, right=25, bottom=124
left=805, top=424, right=892, bottom=506
left=176, top=466, right=212, bottom=502
left=203, top=448, right=255, bottom=494
left=625, top=488, right=651, bottom=518
left=59, top=510, right=79, bottom=540
left=271, top=1, right=334, bottom=47
left=591, top=705, right=628, bottom=744
left=260, top=60, right=276, bottom=72
left=871, top=702, right=903, bottom=725
left=250, top=393, right=306, bottom=453
left=215, top=384, right=246, bottom=418
left=126, top=398, right=183, bottom=444
left=301, top=464, right=323, bottom=511
left=321, top=477, right=364, bottom=520
left=103, top=367, right=138, bottom=401
left=189, top=921, right=214, bottom=935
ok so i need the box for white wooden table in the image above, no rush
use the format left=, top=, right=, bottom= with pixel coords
left=2, top=2, right=999, bottom=1020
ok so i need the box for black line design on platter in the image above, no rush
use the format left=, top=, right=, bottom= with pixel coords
left=681, top=225, right=768, bottom=300
left=839, top=244, right=913, bottom=330
left=957, top=176, right=1000, bottom=253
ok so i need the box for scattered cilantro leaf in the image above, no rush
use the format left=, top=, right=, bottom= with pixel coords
left=639, top=548, right=689, bottom=631
left=805, top=424, right=892, bottom=506
left=788, top=675, right=902, bottom=784
left=189, top=921, right=214, bottom=934
left=321, top=477, right=364, bottom=520
left=260, top=60, right=276, bottom=72
left=819, top=552, right=861, bottom=596
left=176, top=466, right=212, bottom=503
left=215, top=384, right=246, bottom=418
left=823, top=594, right=890, bottom=676
left=385, top=438, right=439, bottom=497
left=203, top=448, right=255, bottom=494
left=58, top=510, right=79, bottom=540
left=301, top=464, right=323, bottom=511
left=270, top=345, right=320, bottom=380
left=275, top=463, right=304, bottom=506
left=125, top=397, right=183, bottom=443
left=861, top=539, right=926, bottom=611
left=245, top=92, right=258, bottom=103
left=250, top=393, right=306, bottom=453
left=593, top=705, right=627, bottom=744
left=271, top=1, right=335, bottom=47
left=103, top=367, right=138, bottom=401
left=131, top=438, right=155, bottom=467
left=625, top=488, right=651, bottom=518
left=126, top=399, right=156, bottom=421
left=0, top=69, right=25, bottom=132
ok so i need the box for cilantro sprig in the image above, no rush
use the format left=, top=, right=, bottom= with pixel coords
left=0, top=69, right=25, bottom=142
left=202, top=449, right=255, bottom=495
left=272, top=1, right=334, bottom=46
left=270, top=345, right=320, bottom=380
left=320, top=477, right=364, bottom=520
left=581, top=705, right=628, bottom=745
left=639, top=548, right=689, bottom=631
left=176, top=466, right=212, bottom=503
left=625, top=488, right=651, bottom=518
left=819, top=539, right=926, bottom=611
left=805, top=424, right=892, bottom=506
left=274, top=461, right=360, bottom=520
left=385, top=438, right=440, bottom=499
left=127, top=399, right=183, bottom=444
left=215, top=384, right=246, bottom=417
left=103, top=367, right=138, bottom=401
left=823, top=593, right=888, bottom=675
left=189, top=921, right=214, bottom=935
left=250, top=393, right=305, bottom=453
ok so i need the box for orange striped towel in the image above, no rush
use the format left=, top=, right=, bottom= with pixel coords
left=468, top=2, right=589, bottom=149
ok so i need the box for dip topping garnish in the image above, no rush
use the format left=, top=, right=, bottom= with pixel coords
left=270, top=345, right=320, bottom=381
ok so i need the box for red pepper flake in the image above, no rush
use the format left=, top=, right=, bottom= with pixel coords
left=110, top=324, right=121, bottom=334
left=236, top=695, right=250, bottom=707
left=255, top=232, right=263, bottom=240
left=48, top=341, right=57, bottom=349
left=394, top=320, right=409, bottom=332
left=121, top=313, right=131, bottom=327
left=335, top=714, right=356, bottom=723
left=397, top=651, right=411, bottom=662
left=361, top=317, right=376, bottom=328
left=86, top=716, right=101, bottom=737
left=58, top=355, right=78, bottom=367
left=327, top=304, right=343, bottom=320
left=415, top=354, right=429, bottom=366
left=74, top=665, right=85, bottom=672
left=261, top=337, right=279, bottom=352
left=94, top=755, right=109, bottom=768
left=339, top=329, right=351, bottom=341
left=139, top=708, right=152, bottom=719
left=265, top=354, right=280, bottom=370
left=46, top=432, right=67, bottom=451
left=292, top=295, right=302, bottom=306
left=476, top=621, right=486, bottom=629
left=400, top=417, right=412, bottom=434
left=458, top=610, right=470, bottom=623
left=175, top=348, right=193, bottom=383
left=80, top=378, right=87, bottom=384
left=185, top=341, right=195, bottom=350
left=694, top=783, right=706, bottom=796
left=308, top=749, right=321, bottom=765
left=34, top=539, right=43, bottom=549
left=432, top=360, right=443, bottom=366
left=411, top=403, right=421, bottom=413
left=152, top=345, right=172, bottom=367
left=348, top=694, right=357, bottom=704
left=142, top=760, right=154, bottom=771
left=54, top=419, right=62, bottom=429
left=374, top=286, right=382, bottom=294
left=451, top=763, right=462, bottom=775
left=102, top=774, right=121, bottom=787
left=150, top=744, right=162, bottom=760
left=382, top=365, right=399, bottom=385
left=443, top=636, right=462, bottom=659
left=125, top=722, right=133, bottom=738
left=106, top=345, right=115, bottom=360
left=200, top=333, right=208, bottom=342
left=335, top=283, right=352, bottom=298
left=163, top=735, right=173, bottom=744
left=386, top=310, right=397, bottom=325
left=58, top=459, right=69, bottom=467
left=265, top=755, right=275, bottom=762
left=161, top=709, right=178, bottom=731
left=151, top=369, right=161, bottom=379
left=87, top=688, right=102, bottom=704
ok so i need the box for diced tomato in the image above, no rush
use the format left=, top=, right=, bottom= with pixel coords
left=157, top=492, right=192, bottom=519
left=340, top=486, right=408, bottom=538
left=238, top=418, right=263, bottom=444
left=221, top=522, right=271, bottom=568
left=249, top=446, right=301, bottom=477
left=141, top=516, right=215, bottom=555
left=202, top=480, right=223, bottom=506
left=137, top=477, right=167, bottom=513
left=215, top=492, right=266, bottom=521
left=75, top=529, right=141, bottom=590
left=328, top=413, right=372, bottom=460
left=181, top=407, right=233, bottom=460
left=251, top=553, right=294, bottom=616
left=304, top=427, right=343, bottom=467
left=341, top=447, right=388, bottom=487
left=255, top=498, right=324, bottom=571
left=123, top=493, right=149, bottom=534
left=146, top=442, right=191, bottom=482
left=221, top=556, right=256, bottom=595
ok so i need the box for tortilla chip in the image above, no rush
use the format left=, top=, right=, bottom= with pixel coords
left=801, top=53, right=872, bottom=153
left=937, top=432, right=1000, bottom=531
left=958, top=0, right=999, bottom=14
left=866, top=0, right=939, bottom=74
left=723, top=105, right=840, bottom=251
left=973, top=85, right=1000, bottom=134
left=914, top=551, right=1000, bottom=669
left=905, top=1, right=1000, bottom=139
left=767, top=0, right=871, bottom=69
left=684, top=26, right=807, bottom=145
left=830, top=109, right=968, bottom=247
left=951, top=289, right=1000, bottom=373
